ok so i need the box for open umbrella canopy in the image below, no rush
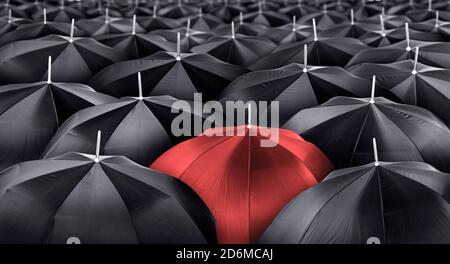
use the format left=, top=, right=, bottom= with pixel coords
left=152, top=25, right=213, bottom=51
left=0, top=11, right=32, bottom=35
left=261, top=17, right=312, bottom=44
left=0, top=1, right=27, bottom=18
left=32, top=3, right=85, bottom=23
left=319, top=10, right=380, bottom=38
left=191, top=23, right=277, bottom=67
left=297, top=8, right=348, bottom=30
left=213, top=19, right=267, bottom=36
left=0, top=18, right=86, bottom=47
left=238, top=3, right=290, bottom=27
left=89, top=49, right=246, bottom=100
left=221, top=61, right=395, bottom=125
left=151, top=125, right=333, bottom=244
left=0, top=57, right=114, bottom=171
left=207, top=2, right=245, bottom=22
left=76, top=14, right=146, bottom=37
left=251, top=31, right=368, bottom=70
left=0, top=33, right=126, bottom=84
left=178, top=9, right=224, bottom=31
left=136, top=10, right=182, bottom=30
left=346, top=39, right=450, bottom=69
left=94, top=16, right=174, bottom=59
left=41, top=91, right=211, bottom=166
left=0, top=151, right=216, bottom=244
left=283, top=92, right=450, bottom=172
left=157, top=2, right=198, bottom=18
left=259, top=158, right=450, bottom=244
left=349, top=50, right=450, bottom=126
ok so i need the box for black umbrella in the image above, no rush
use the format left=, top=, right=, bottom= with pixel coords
left=319, top=9, right=379, bottom=38
left=0, top=56, right=114, bottom=171
left=359, top=19, right=444, bottom=47
left=261, top=16, right=312, bottom=43
left=157, top=1, right=198, bottom=18
left=0, top=9, right=86, bottom=47
left=31, top=1, right=84, bottom=23
left=136, top=6, right=182, bottom=30
left=94, top=15, right=174, bottom=59
left=283, top=79, right=450, bottom=172
left=406, top=4, right=450, bottom=22
left=89, top=41, right=246, bottom=100
left=178, top=7, right=223, bottom=31
left=346, top=34, right=450, bottom=69
left=0, top=9, right=32, bottom=35
left=220, top=56, right=394, bottom=125
left=207, top=1, right=245, bottom=22
left=237, top=1, right=290, bottom=27
left=278, top=0, right=317, bottom=17
left=297, top=5, right=348, bottom=30
left=43, top=75, right=215, bottom=165
left=349, top=47, right=450, bottom=126
left=0, top=146, right=216, bottom=244
left=0, top=0, right=27, bottom=18
left=76, top=8, right=145, bottom=36
left=213, top=13, right=267, bottom=36
left=259, top=141, right=450, bottom=244
left=152, top=19, right=213, bottom=51
left=0, top=26, right=126, bottom=84
left=251, top=19, right=368, bottom=70
left=191, top=21, right=276, bottom=67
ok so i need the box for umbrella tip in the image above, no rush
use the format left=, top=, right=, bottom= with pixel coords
left=412, top=46, right=419, bottom=74
left=176, top=32, right=181, bottom=60
left=370, top=75, right=376, bottom=104
left=47, top=56, right=52, bottom=84
left=312, top=18, right=318, bottom=41
left=247, top=103, right=252, bottom=128
left=69, top=18, right=75, bottom=43
left=231, top=21, right=235, bottom=39
left=137, top=72, right=143, bottom=100
left=239, top=12, right=243, bottom=25
left=95, top=130, right=101, bottom=162
left=372, top=138, right=380, bottom=166
left=132, top=14, right=136, bottom=35
left=43, top=8, right=47, bottom=24
left=303, top=44, right=308, bottom=72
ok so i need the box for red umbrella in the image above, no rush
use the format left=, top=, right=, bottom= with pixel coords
left=151, top=125, right=333, bottom=244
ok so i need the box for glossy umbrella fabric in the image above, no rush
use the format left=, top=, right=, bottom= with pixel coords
left=0, top=152, right=216, bottom=244
left=0, top=81, right=114, bottom=171
left=259, top=161, right=450, bottom=244
left=0, top=21, right=86, bottom=47
left=0, top=16, right=32, bottom=35
left=95, top=32, right=175, bottom=59
left=220, top=63, right=395, bottom=125
left=152, top=28, right=213, bottom=51
left=0, top=34, right=126, bottom=84
left=32, top=5, right=85, bottom=23
left=251, top=37, right=368, bottom=70
left=151, top=125, right=333, bottom=244
left=283, top=96, right=450, bottom=172
left=89, top=51, right=247, bottom=100
left=42, top=95, right=207, bottom=166
left=346, top=40, right=450, bottom=69
left=76, top=16, right=146, bottom=36
left=349, top=60, right=450, bottom=126
left=191, top=33, right=276, bottom=68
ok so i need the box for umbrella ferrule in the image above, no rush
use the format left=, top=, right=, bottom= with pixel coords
left=8, top=9, right=12, bottom=24
left=312, top=18, right=318, bottom=41
left=303, top=44, right=308, bottom=72
left=176, top=32, right=181, bottom=60
left=186, top=18, right=190, bottom=37
left=405, top=23, right=411, bottom=50
left=435, top=11, right=439, bottom=28
left=153, top=5, right=157, bottom=18
left=43, top=8, right=47, bottom=24
left=412, top=46, right=419, bottom=74
left=350, top=9, right=354, bottom=25
left=69, top=19, right=75, bottom=43
left=239, top=12, right=243, bottom=25
left=95, top=130, right=101, bottom=162
left=132, top=14, right=136, bottom=35
left=372, top=138, right=380, bottom=166
left=231, top=21, right=235, bottom=39
left=47, top=56, right=52, bottom=84
left=292, top=16, right=296, bottom=32
left=370, top=75, right=376, bottom=104
left=105, top=8, right=110, bottom=24
left=379, top=15, right=385, bottom=37
left=137, top=72, right=143, bottom=100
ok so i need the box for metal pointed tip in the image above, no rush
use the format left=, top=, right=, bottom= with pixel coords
left=411, top=70, right=417, bottom=75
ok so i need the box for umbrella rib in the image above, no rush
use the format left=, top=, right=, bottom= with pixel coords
left=349, top=107, right=371, bottom=166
